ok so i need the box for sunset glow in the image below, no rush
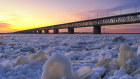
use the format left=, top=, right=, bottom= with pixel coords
left=0, top=0, right=140, bottom=33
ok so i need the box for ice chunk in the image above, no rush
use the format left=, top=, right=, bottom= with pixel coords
left=21, top=46, right=34, bottom=53
left=0, top=41, right=3, bottom=45
left=118, top=44, right=135, bottom=67
left=134, top=74, right=140, bottom=79
left=72, top=72, right=78, bottom=79
left=96, top=58, right=113, bottom=68
left=93, top=67, right=106, bottom=76
left=61, top=76, right=66, bottom=79
left=41, top=53, right=72, bottom=79
left=113, top=36, right=126, bottom=42
left=70, top=53, right=86, bottom=60
left=119, top=74, right=133, bottom=79
left=0, top=53, right=3, bottom=58
left=15, top=55, right=28, bottom=66
left=31, top=50, right=47, bottom=61
left=0, top=64, right=6, bottom=76
left=89, top=72, right=101, bottom=79
left=113, top=45, right=119, bottom=50
left=115, top=67, right=126, bottom=76
left=112, top=58, right=120, bottom=69
left=89, top=67, right=106, bottom=79
left=77, top=66, right=93, bottom=79
left=99, top=52, right=106, bottom=58
left=137, top=45, right=140, bottom=57
left=108, top=67, right=127, bottom=79
left=130, top=68, right=140, bottom=76
left=108, top=76, right=119, bottom=79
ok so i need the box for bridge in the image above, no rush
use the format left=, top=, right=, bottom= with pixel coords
left=14, top=12, right=140, bottom=34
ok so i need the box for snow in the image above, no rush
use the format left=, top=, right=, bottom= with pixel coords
left=15, top=55, right=28, bottom=66
left=134, top=74, right=140, bottom=79
left=137, top=45, right=140, bottom=57
left=118, top=44, right=136, bottom=71
left=30, top=50, right=48, bottom=61
left=41, top=53, right=72, bottom=79
left=0, top=34, right=140, bottom=79
left=76, top=66, right=93, bottom=79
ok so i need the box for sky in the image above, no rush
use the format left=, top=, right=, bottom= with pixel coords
left=0, top=0, right=140, bottom=33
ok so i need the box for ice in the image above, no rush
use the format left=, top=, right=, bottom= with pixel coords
left=76, top=66, right=93, bottom=79
left=41, top=53, right=72, bottom=79
left=21, top=46, right=35, bottom=53
left=137, top=45, right=140, bottom=57
left=108, top=67, right=127, bottom=79
left=131, top=68, right=140, bottom=76
left=15, top=55, right=28, bottom=66
left=134, top=74, right=140, bottom=79
left=31, top=50, right=48, bottom=61
left=118, top=44, right=136, bottom=68
left=0, top=40, right=3, bottom=45
left=112, top=36, right=126, bottom=42
left=95, top=58, right=112, bottom=68
left=0, top=34, right=140, bottom=79
left=119, top=74, right=133, bottom=79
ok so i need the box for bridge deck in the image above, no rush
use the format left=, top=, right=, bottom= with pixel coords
left=39, top=12, right=140, bottom=29
left=14, top=12, right=140, bottom=33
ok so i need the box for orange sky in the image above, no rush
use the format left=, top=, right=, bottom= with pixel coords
left=0, top=0, right=140, bottom=33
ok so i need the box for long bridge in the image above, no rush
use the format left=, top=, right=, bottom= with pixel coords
left=14, top=12, right=140, bottom=34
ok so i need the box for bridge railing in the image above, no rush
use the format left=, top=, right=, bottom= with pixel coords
left=13, top=12, right=140, bottom=34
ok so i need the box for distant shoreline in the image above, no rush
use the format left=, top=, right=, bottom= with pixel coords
left=0, top=33, right=140, bottom=34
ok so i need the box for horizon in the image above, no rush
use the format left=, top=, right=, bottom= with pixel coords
left=0, top=0, right=140, bottom=33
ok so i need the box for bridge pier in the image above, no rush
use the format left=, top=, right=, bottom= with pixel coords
left=94, top=26, right=101, bottom=34
left=28, top=31, right=32, bottom=34
left=38, top=30, right=42, bottom=34
left=45, top=30, right=49, bottom=34
left=34, top=30, right=37, bottom=34
left=29, top=30, right=34, bottom=34
left=26, top=31, right=30, bottom=34
left=24, top=31, right=27, bottom=34
left=54, top=29, right=59, bottom=34
left=68, top=27, right=74, bottom=34
left=23, top=31, right=28, bottom=34
left=22, top=31, right=26, bottom=34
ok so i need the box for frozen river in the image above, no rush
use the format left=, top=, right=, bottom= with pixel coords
left=0, top=34, right=140, bottom=79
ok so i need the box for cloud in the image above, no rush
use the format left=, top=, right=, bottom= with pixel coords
left=0, top=22, right=18, bottom=33
left=0, top=22, right=10, bottom=28
left=76, top=0, right=140, bottom=18
left=89, top=1, right=140, bottom=13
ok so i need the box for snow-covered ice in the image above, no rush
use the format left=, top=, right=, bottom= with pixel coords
left=0, top=34, right=140, bottom=79
left=41, top=53, right=72, bottom=79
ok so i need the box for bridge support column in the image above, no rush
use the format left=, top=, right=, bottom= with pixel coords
left=38, top=30, right=42, bottom=34
left=26, top=31, right=30, bottom=34
left=22, top=31, right=26, bottom=34
left=31, top=31, right=34, bottom=34
left=27, top=31, right=31, bottom=34
left=29, top=31, right=32, bottom=34
left=45, top=30, right=49, bottom=34
left=34, top=30, right=37, bottom=34
left=29, top=31, right=33, bottom=34
left=68, top=27, right=74, bottom=34
left=94, top=26, right=101, bottom=34
left=54, top=29, right=59, bottom=34
left=24, top=31, right=27, bottom=34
